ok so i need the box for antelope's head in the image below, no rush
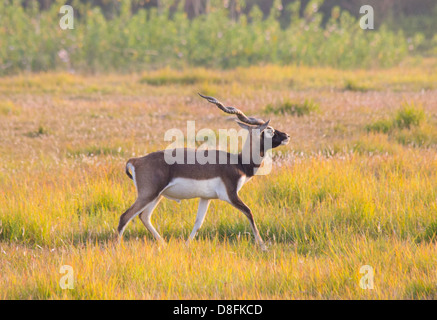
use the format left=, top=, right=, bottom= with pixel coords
left=198, top=93, right=290, bottom=151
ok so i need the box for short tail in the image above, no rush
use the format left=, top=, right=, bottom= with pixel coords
left=125, top=160, right=134, bottom=180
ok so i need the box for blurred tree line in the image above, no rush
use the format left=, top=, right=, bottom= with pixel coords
left=23, top=0, right=437, bottom=37
left=1, top=0, right=434, bottom=74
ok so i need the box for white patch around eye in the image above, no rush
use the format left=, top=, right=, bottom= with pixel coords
left=264, top=128, right=275, bottom=138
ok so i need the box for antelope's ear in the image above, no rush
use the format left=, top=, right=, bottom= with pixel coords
left=236, top=121, right=252, bottom=131
left=258, top=119, right=270, bottom=132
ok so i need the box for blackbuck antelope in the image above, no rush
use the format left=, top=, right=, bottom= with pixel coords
left=118, top=94, right=290, bottom=250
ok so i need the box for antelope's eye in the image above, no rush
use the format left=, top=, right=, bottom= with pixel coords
left=265, top=128, right=275, bottom=138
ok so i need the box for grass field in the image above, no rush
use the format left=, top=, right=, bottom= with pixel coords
left=1, top=61, right=437, bottom=299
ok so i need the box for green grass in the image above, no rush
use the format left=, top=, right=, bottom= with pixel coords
left=365, top=119, right=395, bottom=134
left=365, top=102, right=436, bottom=147
left=139, top=69, right=225, bottom=86
left=264, top=99, right=320, bottom=117
left=66, top=145, right=125, bottom=158
left=366, top=102, right=427, bottom=133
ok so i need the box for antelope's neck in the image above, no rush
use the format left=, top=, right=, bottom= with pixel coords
left=237, top=152, right=265, bottom=177
left=238, top=133, right=266, bottom=177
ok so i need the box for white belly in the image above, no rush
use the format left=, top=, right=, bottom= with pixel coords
left=161, top=177, right=227, bottom=201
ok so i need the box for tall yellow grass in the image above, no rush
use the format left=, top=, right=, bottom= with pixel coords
left=1, top=63, right=436, bottom=299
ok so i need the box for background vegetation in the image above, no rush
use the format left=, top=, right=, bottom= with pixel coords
left=1, top=0, right=435, bottom=74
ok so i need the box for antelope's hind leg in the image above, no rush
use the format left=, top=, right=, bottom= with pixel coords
left=118, top=196, right=158, bottom=240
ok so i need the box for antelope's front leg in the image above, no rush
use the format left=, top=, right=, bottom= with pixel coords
left=227, top=193, right=267, bottom=251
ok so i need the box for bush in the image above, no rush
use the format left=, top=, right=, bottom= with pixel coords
left=344, top=79, right=371, bottom=92
left=25, top=125, right=50, bottom=138
left=365, top=102, right=436, bottom=148
left=394, top=124, right=437, bottom=147
left=367, top=102, right=425, bottom=133
left=365, top=119, right=394, bottom=134
left=394, top=102, right=425, bottom=129
left=264, top=99, right=320, bottom=117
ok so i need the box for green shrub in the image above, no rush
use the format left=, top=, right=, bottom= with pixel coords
left=25, top=125, right=50, bottom=138
left=344, top=80, right=371, bottom=92
left=394, top=102, right=425, bottom=129
left=264, top=99, right=320, bottom=117
left=394, top=124, right=437, bottom=147
left=365, top=119, right=394, bottom=134
left=367, top=102, right=425, bottom=133
left=365, top=102, right=436, bottom=148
